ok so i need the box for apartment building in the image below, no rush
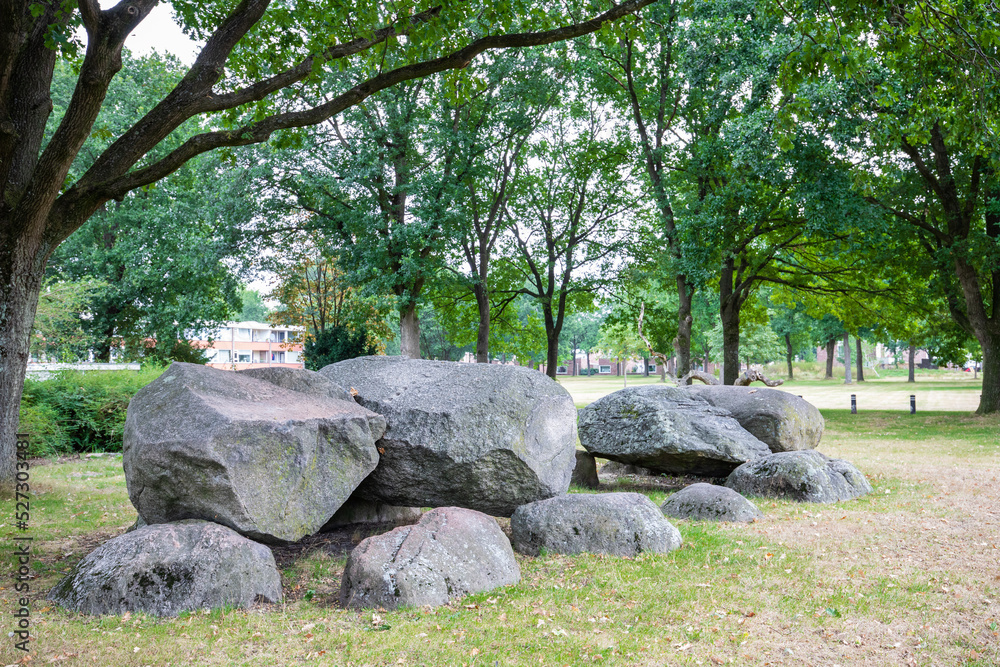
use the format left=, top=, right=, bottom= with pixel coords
left=198, top=321, right=305, bottom=370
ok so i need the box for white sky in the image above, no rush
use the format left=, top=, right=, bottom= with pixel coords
left=111, top=1, right=201, bottom=64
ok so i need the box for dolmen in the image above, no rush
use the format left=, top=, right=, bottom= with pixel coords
left=51, top=358, right=581, bottom=616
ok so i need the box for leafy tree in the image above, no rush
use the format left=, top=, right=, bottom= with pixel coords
left=0, top=0, right=653, bottom=488
left=586, top=0, right=699, bottom=379
left=599, top=319, right=643, bottom=387
left=238, top=288, right=270, bottom=323
left=302, top=325, right=378, bottom=371
left=506, top=99, right=634, bottom=378
left=780, top=0, right=1000, bottom=411
left=266, top=235, right=392, bottom=349
left=29, top=277, right=106, bottom=361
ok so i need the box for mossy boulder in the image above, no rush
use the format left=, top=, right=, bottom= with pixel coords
left=687, top=386, right=823, bottom=452
left=124, top=362, right=385, bottom=543
left=320, top=357, right=578, bottom=516
left=340, top=507, right=519, bottom=610
left=48, top=520, right=281, bottom=616
left=510, top=492, right=682, bottom=557
left=725, top=451, right=872, bottom=503
left=578, top=385, right=770, bottom=476
left=661, top=483, right=763, bottom=522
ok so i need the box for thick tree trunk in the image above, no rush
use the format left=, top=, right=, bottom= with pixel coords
left=675, top=276, right=693, bottom=383
left=399, top=304, right=421, bottom=359
left=855, top=337, right=865, bottom=382
left=720, top=302, right=740, bottom=386
left=785, top=333, right=794, bottom=379
left=825, top=339, right=836, bottom=379
left=843, top=333, right=852, bottom=384
left=473, top=283, right=489, bottom=363
left=0, top=237, right=49, bottom=491
left=908, top=342, right=915, bottom=383
left=978, top=335, right=1000, bottom=414
left=719, top=260, right=742, bottom=385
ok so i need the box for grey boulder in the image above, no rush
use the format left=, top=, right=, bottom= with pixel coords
left=123, top=362, right=385, bottom=543
left=48, top=520, right=281, bottom=616
left=661, top=483, right=763, bottom=522
left=579, top=385, right=770, bottom=476
left=238, top=366, right=354, bottom=402
left=340, top=507, right=519, bottom=610
left=510, top=492, right=682, bottom=557
left=320, top=356, right=578, bottom=516
left=571, top=451, right=600, bottom=489
left=725, top=450, right=872, bottom=503
left=687, top=386, right=823, bottom=452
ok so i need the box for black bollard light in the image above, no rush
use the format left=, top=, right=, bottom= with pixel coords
left=851, top=394, right=857, bottom=414
left=910, top=395, right=916, bottom=414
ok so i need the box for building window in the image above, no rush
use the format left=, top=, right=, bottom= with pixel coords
left=556, top=365, right=568, bottom=375
left=214, top=349, right=231, bottom=363
left=236, top=328, right=251, bottom=341
left=270, top=331, right=285, bottom=343
left=648, top=363, right=656, bottom=372
left=237, top=352, right=251, bottom=363
left=272, top=351, right=285, bottom=363
left=599, top=365, right=611, bottom=374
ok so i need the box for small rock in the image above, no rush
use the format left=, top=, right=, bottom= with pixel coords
left=571, top=451, right=600, bottom=489
left=48, top=520, right=281, bottom=616
left=320, top=497, right=422, bottom=530
left=510, top=492, right=682, bottom=557
left=725, top=451, right=872, bottom=503
left=660, top=483, right=763, bottom=522
left=600, top=460, right=654, bottom=477
left=340, top=507, right=519, bottom=610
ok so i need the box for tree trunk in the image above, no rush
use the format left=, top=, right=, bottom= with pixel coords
left=843, top=333, right=852, bottom=384
left=473, top=283, right=489, bottom=363
left=785, top=333, right=794, bottom=379
left=675, top=276, right=693, bottom=383
left=0, top=240, right=48, bottom=491
left=399, top=303, right=421, bottom=359
left=586, top=351, right=591, bottom=375
left=979, top=335, right=1000, bottom=414
left=720, top=303, right=740, bottom=386
left=908, top=342, right=915, bottom=383
left=825, top=339, right=836, bottom=379
left=855, top=337, right=865, bottom=382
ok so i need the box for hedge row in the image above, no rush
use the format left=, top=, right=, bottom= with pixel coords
left=17, top=366, right=166, bottom=457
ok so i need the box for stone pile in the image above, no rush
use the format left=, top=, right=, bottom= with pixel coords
left=49, top=361, right=870, bottom=618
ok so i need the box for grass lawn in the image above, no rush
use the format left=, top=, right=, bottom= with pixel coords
left=557, top=368, right=983, bottom=412
left=2, top=380, right=998, bottom=666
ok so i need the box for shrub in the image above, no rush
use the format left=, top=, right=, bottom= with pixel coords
left=17, top=366, right=167, bottom=456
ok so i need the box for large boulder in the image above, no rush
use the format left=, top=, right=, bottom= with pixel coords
left=48, top=520, right=282, bottom=616
left=123, top=362, right=385, bottom=543
left=660, top=483, right=763, bottom=522
left=578, top=385, right=771, bottom=477
left=510, top=493, right=682, bottom=557
left=238, top=366, right=354, bottom=402
left=319, top=357, right=578, bottom=516
left=600, top=460, right=655, bottom=477
left=725, top=451, right=872, bottom=503
left=687, top=386, right=823, bottom=452
left=340, top=507, right=519, bottom=610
